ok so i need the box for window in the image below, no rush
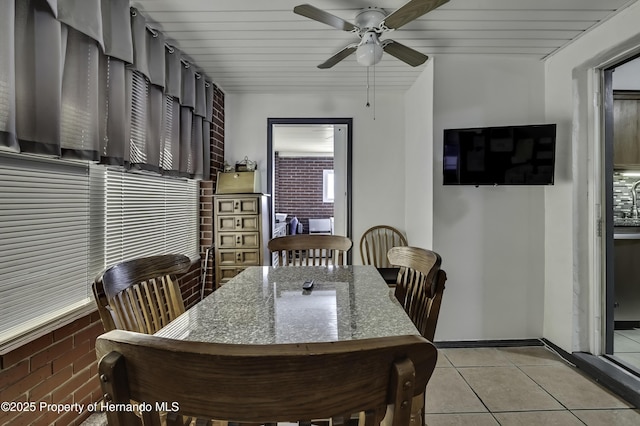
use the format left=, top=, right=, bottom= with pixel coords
left=323, top=169, right=335, bottom=203
left=0, top=154, right=199, bottom=351
left=105, top=168, right=199, bottom=264
left=0, top=154, right=98, bottom=347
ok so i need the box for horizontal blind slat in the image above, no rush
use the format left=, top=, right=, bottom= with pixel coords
left=0, top=157, right=93, bottom=338
left=105, top=169, right=198, bottom=266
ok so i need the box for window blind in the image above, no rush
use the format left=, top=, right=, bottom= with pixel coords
left=130, top=70, right=148, bottom=166
left=0, top=154, right=97, bottom=345
left=105, top=169, right=198, bottom=266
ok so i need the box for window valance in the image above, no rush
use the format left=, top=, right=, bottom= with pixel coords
left=0, top=0, right=214, bottom=179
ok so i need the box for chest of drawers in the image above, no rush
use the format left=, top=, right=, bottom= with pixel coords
left=214, top=194, right=269, bottom=288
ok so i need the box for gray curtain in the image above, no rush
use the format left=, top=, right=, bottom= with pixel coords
left=202, top=117, right=211, bottom=180
left=14, top=0, right=62, bottom=156
left=56, top=0, right=104, bottom=51
left=101, top=0, right=132, bottom=63
left=60, top=26, right=100, bottom=160
left=99, top=55, right=130, bottom=165
left=162, top=96, right=181, bottom=176
left=179, top=107, right=193, bottom=178
left=0, top=0, right=17, bottom=151
left=2, top=0, right=209, bottom=178
left=192, top=115, right=204, bottom=179
left=165, top=47, right=182, bottom=100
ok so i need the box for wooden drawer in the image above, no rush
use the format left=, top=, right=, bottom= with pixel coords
left=217, top=215, right=260, bottom=232
left=218, top=267, right=245, bottom=285
left=217, top=249, right=261, bottom=266
left=215, top=197, right=259, bottom=215
left=217, top=232, right=260, bottom=249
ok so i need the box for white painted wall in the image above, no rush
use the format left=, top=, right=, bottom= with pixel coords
left=225, top=91, right=406, bottom=256
left=544, top=1, right=640, bottom=353
left=431, top=55, right=547, bottom=341
left=404, top=60, right=434, bottom=249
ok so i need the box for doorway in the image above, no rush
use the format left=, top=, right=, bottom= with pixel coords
left=603, top=55, right=640, bottom=373
left=266, top=118, right=353, bottom=250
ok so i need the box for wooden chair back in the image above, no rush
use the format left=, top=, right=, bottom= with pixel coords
left=360, top=226, right=408, bottom=267
left=96, top=330, right=438, bottom=426
left=387, top=247, right=447, bottom=341
left=92, top=254, right=191, bottom=334
left=268, top=234, right=353, bottom=266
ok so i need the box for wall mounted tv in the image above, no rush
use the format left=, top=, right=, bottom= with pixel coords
left=443, top=124, right=556, bottom=186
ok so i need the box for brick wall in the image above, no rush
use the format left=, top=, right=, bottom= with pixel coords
left=275, top=154, right=334, bottom=233
left=0, top=85, right=225, bottom=426
left=0, top=271, right=202, bottom=426
left=0, top=313, right=104, bottom=426
left=199, top=85, right=225, bottom=294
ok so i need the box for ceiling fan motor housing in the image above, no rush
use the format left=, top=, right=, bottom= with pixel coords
left=354, top=7, right=387, bottom=32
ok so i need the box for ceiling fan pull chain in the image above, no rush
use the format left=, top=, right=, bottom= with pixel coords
left=365, top=66, right=370, bottom=108
left=373, top=63, right=376, bottom=120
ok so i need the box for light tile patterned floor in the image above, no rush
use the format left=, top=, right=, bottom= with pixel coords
left=425, top=346, right=640, bottom=426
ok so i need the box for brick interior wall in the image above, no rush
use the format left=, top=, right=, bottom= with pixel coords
left=0, top=86, right=225, bottom=426
left=275, top=154, right=334, bottom=233
left=200, top=85, right=225, bottom=294
left=0, top=313, right=104, bottom=426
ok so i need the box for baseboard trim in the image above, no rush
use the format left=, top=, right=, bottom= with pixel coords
left=542, top=338, right=640, bottom=408
left=435, top=338, right=543, bottom=349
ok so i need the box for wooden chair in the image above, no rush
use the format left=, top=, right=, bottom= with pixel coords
left=92, top=254, right=191, bottom=334
left=96, top=330, right=438, bottom=426
left=360, top=226, right=408, bottom=267
left=268, top=234, right=353, bottom=266
left=387, top=247, right=447, bottom=341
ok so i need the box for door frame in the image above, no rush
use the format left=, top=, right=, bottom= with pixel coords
left=266, top=117, right=353, bottom=250
left=602, top=54, right=640, bottom=356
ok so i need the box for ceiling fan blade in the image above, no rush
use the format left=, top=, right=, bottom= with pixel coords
left=318, top=44, right=358, bottom=69
left=294, top=4, right=357, bottom=32
left=382, top=40, right=428, bottom=66
left=382, top=0, right=449, bottom=30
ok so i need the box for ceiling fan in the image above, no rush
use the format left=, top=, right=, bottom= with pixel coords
left=293, top=0, right=450, bottom=68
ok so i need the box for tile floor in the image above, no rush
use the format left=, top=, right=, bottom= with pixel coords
left=425, top=345, right=640, bottom=425
left=614, top=329, right=640, bottom=370
left=82, top=345, right=640, bottom=426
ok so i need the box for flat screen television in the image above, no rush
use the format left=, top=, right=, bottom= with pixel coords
left=443, top=123, right=556, bottom=186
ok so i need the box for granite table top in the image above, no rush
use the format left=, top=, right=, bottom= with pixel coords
left=156, top=265, right=419, bottom=344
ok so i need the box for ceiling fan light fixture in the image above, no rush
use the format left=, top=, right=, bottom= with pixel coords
left=356, top=33, right=383, bottom=67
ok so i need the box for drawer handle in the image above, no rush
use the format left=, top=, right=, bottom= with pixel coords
left=236, top=236, right=241, bottom=244
left=236, top=253, right=242, bottom=260
left=236, top=220, right=241, bottom=227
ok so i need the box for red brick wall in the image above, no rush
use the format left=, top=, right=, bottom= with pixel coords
left=199, top=85, right=225, bottom=294
left=275, top=154, right=334, bottom=233
left=0, top=86, right=225, bottom=426
left=0, top=270, right=203, bottom=426
left=0, top=313, right=103, bottom=426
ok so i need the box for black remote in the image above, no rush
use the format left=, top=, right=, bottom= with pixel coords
left=302, top=280, right=314, bottom=290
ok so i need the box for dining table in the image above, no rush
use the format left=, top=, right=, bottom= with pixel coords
left=156, top=265, right=427, bottom=423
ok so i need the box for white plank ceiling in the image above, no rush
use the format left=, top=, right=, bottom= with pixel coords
left=132, top=0, right=638, bottom=93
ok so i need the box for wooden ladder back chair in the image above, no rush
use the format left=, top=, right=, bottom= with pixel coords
left=96, top=330, right=438, bottom=426
left=92, top=254, right=191, bottom=334
left=387, top=247, right=447, bottom=341
left=360, top=226, right=408, bottom=267
left=268, top=234, right=353, bottom=266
